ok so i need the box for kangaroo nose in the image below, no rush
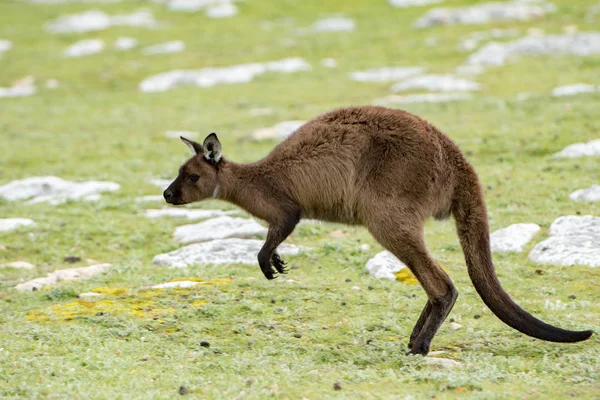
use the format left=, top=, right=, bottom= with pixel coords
left=163, top=190, right=173, bottom=202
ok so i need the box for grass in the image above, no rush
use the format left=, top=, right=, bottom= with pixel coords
left=1, top=0, right=599, bottom=398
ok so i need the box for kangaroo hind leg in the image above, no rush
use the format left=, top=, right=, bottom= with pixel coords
left=367, top=216, right=458, bottom=356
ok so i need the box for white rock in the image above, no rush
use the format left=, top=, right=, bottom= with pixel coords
left=0, top=86, right=37, bottom=99
left=142, top=40, right=185, bottom=55
left=570, top=185, right=600, bottom=202
left=149, top=178, right=172, bottom=190
left=490, top=223, right=541, bottom=252
left=415, top=1, right=555, bottom=29
left=15, top=263, right=111, bottom=292
left=375, top=93, right=472, bottom=105
left=423, top=357, right=462, bottom=368
left=365, top=250, right=409, bottom=281
left=165, top=130, right=199, bottom=139
left=135, top=195, right=165, bottom=203
left=349, top=67, right=424, bottom=83
left=45, top=9, right=157, bottom=33
left=114, top=37, right=138, bottom=50
left=0, top=176, right=120, bottom=205
left=449, top=322, right=462, bottom=330
left=166, top=0, right=225, bottom=12
left=468, top=33, right=600, bottom=66
left=205, top=3, right=237, bottom=18
left=458, top=28, right=520, bottom=51
left=139, top=58, right=311, bottom=93
left=64, top=39, right=105, bottom=57
left=321, top=58, right=337, bottom=68
left=392, top=75, right=481, bottom=92
left=552, top=83, right=597, bottom=97
left=351, top=286, right=361, bottom=291
left=174, top=216, right=267, bottom=243
left=359, top=244, right=371, bottom=251
left=45, top=79, right=60, bottom=89
left=78, top=292, right=103, bottom=298
left=153, top=238, right=304, bottom=268
left=249, top=120, right=305, bottom=140
left=389, top=0, right=444, bottom=8
left=1, top=261, right=35, bottom=270
left=145, top=208, right=236, bottom=220
left=151, top=280, right=206, bottom=289
left=0, top=40, right=12, bottom=55
left=529, top=215, right=600, bottom=267
left=553, top=139, right=600, bottom=158
left=311, top=17, right=355, bottom=32
left=0, top=218, right=36, bottom=233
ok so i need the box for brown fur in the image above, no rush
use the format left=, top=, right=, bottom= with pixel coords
left=164, top=106, right=593, bottom=355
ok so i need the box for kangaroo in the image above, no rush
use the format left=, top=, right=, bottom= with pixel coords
left=163, top=106, right=593, bottom=355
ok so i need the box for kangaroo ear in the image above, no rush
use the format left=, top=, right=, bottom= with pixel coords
left=203, top=133, right=222, bottom=164
left=180, top=136, right=203, bottom=155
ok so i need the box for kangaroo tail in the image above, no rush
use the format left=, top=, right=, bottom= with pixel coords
left=451, top=164, right=593, bottom=343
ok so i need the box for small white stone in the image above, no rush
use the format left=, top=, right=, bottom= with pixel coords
left=449, top=322, right=462, bottom=330
left=553, top=139, right=600, bottom=158
left=2, top=261, right=35, bottom=270
left=351, top=286, right=360, bottom=291
left=78, top=292, right=104, bottom=298
left=311, top=17, right=355, bottom=32
left=321, top=58, right=337, bottom=68
left=114, top=37, right=138, bottom=50
left=153, top=238, right=304, bottom=268
left=349, top=67, right=424, bottom=83
left=151, top=280, right=206, bottom=289
left=423, top=357, right=462, bottom=368
left=64, top=39, right=105, bottom=57
left=389, top=0, right=443, bottom=7
left=174, top=216, right=267, bottom=243
left=0, top=86, right=37, bottom=99
left=552, top=83, right=597, bottom=97
left=375, top=93, right=472, bottom=105
left=0, top=218, right=35, bottom=233
left=45, top=9, right=157, bottom=33
left=15, top=263, right=111, bottom=292
left=249, top=121, right=305, bottom=140
left=142, top=40, right=185, bottom=55
left=145, top=208, right=236, bottom=220
left=391, top=75, right=481, bottom=92
left=45, top=79, right=60, bottom=89
left=490, top=223, right=541, bottom=252
left=569, top=185, right=600, bottom=202
left=365, top=251, right=407, bottom=281
left=0, top=39, right=12, bottom=55
left=205, top=3, right=237, bottom=18
left=359, top=244, right=371, bottom=251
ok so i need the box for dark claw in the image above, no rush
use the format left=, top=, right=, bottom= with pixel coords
left=271, top=253, right=288, bottom=274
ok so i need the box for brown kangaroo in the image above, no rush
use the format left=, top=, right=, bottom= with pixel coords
left=163, top=106, right=593, bottom=355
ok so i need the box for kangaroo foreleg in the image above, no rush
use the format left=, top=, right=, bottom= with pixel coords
left=257, top=209, right=300, bottom=280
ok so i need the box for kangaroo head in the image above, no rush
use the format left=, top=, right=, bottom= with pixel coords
left=163, top=133, right=223, bottom=205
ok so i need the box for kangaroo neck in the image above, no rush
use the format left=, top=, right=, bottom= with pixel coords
left=217, top=160, right=275, bottom=222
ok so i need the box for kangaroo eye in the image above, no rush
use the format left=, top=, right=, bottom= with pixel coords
left=188, top=174, right=200, bottom=183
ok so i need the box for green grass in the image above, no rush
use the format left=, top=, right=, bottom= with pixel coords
left=1, top=0, right=599, bottom=398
